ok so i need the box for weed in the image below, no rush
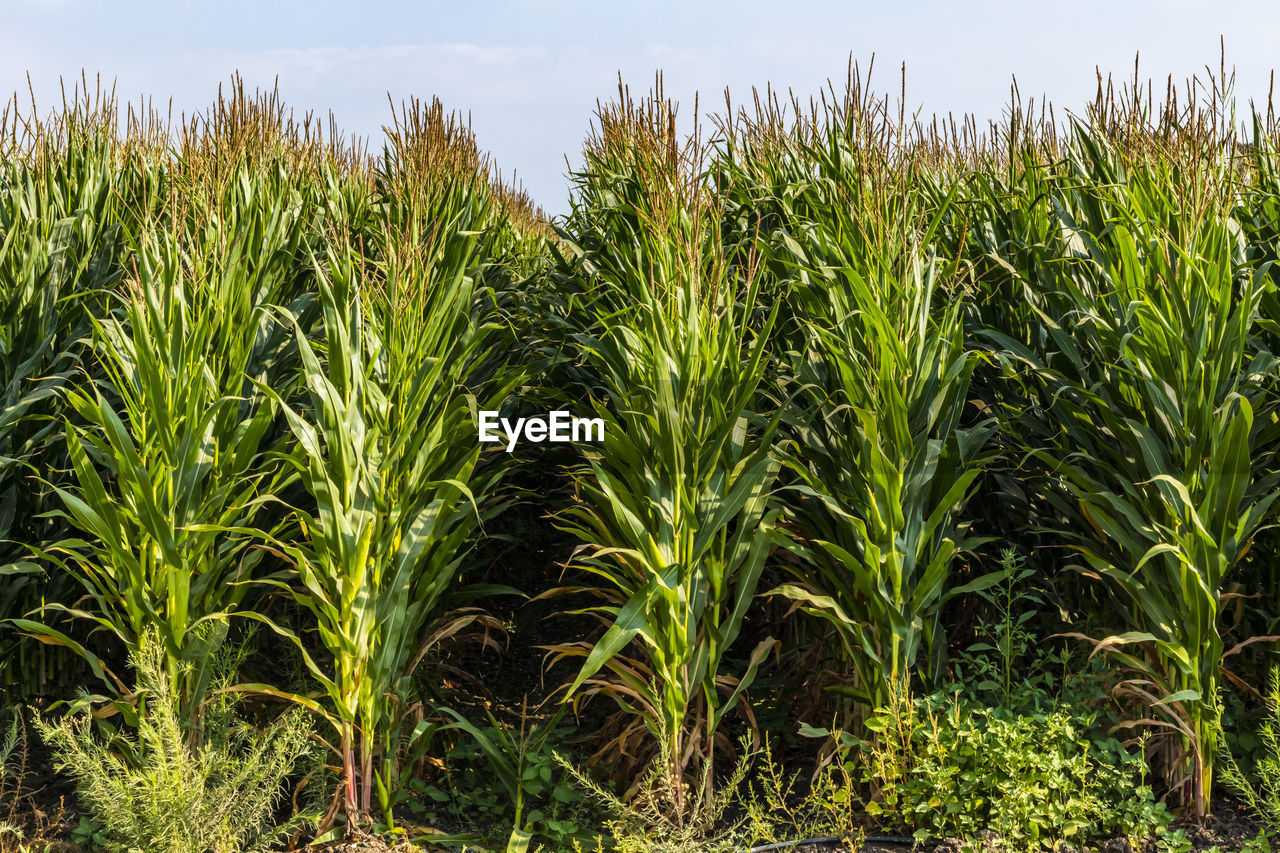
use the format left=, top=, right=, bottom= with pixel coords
left=1222, top=667, right=1280, bottom=836
left=34, top=634, right=313, bottom=853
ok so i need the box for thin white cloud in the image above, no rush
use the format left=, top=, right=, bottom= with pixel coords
left=259, top=43, right=548, bottom=76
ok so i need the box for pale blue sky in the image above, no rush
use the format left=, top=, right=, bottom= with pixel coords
left=3, top=1, right=1279, bottom=213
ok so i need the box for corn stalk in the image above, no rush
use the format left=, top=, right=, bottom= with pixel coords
left=978, top=127, right=1280, bottom=817
left=252, top=153, right=524, bottom=820
left=548, top=89, right=782, bottom=817
left=16, top=186, right=307, bottom=723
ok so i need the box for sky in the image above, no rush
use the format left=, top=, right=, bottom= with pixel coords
left=3, top=0, right=1280, bottom=214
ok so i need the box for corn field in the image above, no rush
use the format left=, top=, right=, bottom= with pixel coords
left=4, top=65, right=1280, bottom=852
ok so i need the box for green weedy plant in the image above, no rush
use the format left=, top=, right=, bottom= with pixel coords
left=962, top=548, right=1046, bottom=710
left=555, top=723, right=758, bottom=853
left=1221, top=667, right=1280, bottom=835
left=979, top=125, right=1280, bottom=817
left=0, top=716, right=22, bottom=847
left=35, top=633, right=313, bottom=853
left=547, top=85, right=783, bottom=819
left=847, top=684, right=1171, bottom=850
left=740, top=737, right=865, bottom=848
left=435, top=703, right=582, bottom=852
left=251, top=101, right=526, bottom=823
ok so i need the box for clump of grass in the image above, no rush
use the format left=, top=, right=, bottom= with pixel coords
left=554, top=722, right=758, bottom=853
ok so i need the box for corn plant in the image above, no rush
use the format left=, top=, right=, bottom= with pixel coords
left=773, top=256, right=995, bottom=708
left=0, top=125, right=129, bottom=693
left=548, top=90, right=782, bottom=816
left=729, top=111, right=997, bottom=713
left=15, top=175, right=311, bottom=723
left=977, top=127, right=1280, bottom=817
left=251, top=128, right=525, bottom=820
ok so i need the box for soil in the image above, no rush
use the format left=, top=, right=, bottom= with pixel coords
left=1157, top=804, right=1272, bottom=852
left=303, top=829, right=422, bottom=853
